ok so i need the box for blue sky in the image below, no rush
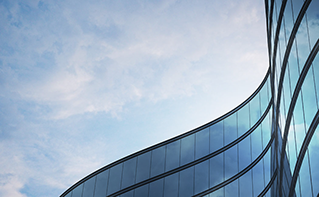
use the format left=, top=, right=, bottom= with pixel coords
left=0, top=0, right=268, bottom=196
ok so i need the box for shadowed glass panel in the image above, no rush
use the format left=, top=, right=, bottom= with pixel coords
left=195, top=160, right=209, bottom=194
left=107, top=164, right=123, bottom=195
left=82, top=176, right=95, bottom=197
left=151, top=146, right=166, bottom=177
left=94, top=170, right=108, bottom=197
left=136, top=152, right=151, bottom=183
left=121, top=157, right=137, bottom=189
left=181, top=134, right=195, bottom=165
left=71, top=183, right=83, bottom=197
left=165, top=140, right=180, bottom=172
left=210, top=122, right=223, bottom=153
left=195, top=128, right=209, bottom=159
left=164, top=173, right=179, bottom=197
left=179, top=166, right=194, bottom=197
left=149, top=179, right=164, bottom=197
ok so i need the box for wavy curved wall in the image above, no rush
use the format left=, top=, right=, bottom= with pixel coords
left=61, top=0, right=319, bottom=196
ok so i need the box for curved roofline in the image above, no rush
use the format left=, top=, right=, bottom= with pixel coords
left=60, top=66, right=271, bottom=197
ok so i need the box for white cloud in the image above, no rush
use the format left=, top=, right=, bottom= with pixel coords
left=0, top=0, right=269, bottom=196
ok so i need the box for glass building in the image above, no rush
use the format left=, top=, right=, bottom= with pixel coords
left=60, top=0, right=319, bottom=196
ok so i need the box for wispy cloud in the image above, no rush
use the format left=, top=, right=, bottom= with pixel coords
left=0, top=0, right=268, bottom=196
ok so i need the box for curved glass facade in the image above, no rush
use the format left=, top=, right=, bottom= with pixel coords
left=61, top=0, right=319, bottom=196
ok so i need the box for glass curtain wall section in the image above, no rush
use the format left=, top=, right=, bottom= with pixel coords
left=267, top=0, right=319, bottom=196
left=60, top=0, right=319, bottom=196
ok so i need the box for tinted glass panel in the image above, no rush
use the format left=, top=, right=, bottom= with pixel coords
left=120, top=190, right=134, bottom=197
left=107, top=164, right=123, bottom=195
left=195, top=160, right=209, bottom=194
left=135, top=184, right=149, bottom=197
left=151, top=146, right=166, bottom=177
left=196, top=128, right=209, bottom=159
left=210, top=122, right=223, bottom=153
left=165, top=140, right=180, bottom=172
left=65, top=192, right=72, bottom=197
left=94, top=170, right=108, bottom=197
left=136, top=152, right=151, bottom=182
left=224, top=113, right=237, bottom=145
left=149, top=179, right=164, bottom=197
left=179, top=167, right=194, bottom=197
left=225, top=180, right=238, bottom=197
left=72, top=184, right=83, bottom=197
left=240, top=171, right=253, bottom=197
left=225, top=145, right=237, bottom=180
left=121, top=158, right=137, bottom=188
left=181, top=134, right=195, bottom=165
left=82, top=177, right=96, bottom=197
left=164, top=173, right=179, bottom=197
left=210, top=154, right=223, bottom=187
left=238, top=104, right=250, bottom=136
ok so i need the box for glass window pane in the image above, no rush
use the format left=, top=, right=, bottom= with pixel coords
left=165, top=140, right=180, bottom=172
left=107, top=164, right=123, bottom=195
left=65, top=192, right=72, bottom=197
left=195, top=160, right=209, bottom=194
left=251, top=126, right=263, bottom=160
left=238, top=104, right=250, bottom=136
left=164, top=173, right=179, bottom=197
left=210, top=154, right=223, bottom=187
left=239, top=137, right=251, bottom=171
left=121, top=158, right=137, bottom=189
left=94, top=170, right=108, bottom=197
left=181, top=134, right=195, bottom=165
left=120, top=190, right=134, bottom=197
left=250, top=96, right=261, bottom=126
left=149, top=179, right=164, bottom=197
left=224, top=113, right=237, bottom=145
left=179, top=167, right=194, bottom=197
left=71, top=183, right=83, bottom=197
left=196, top=128, right=209, bottom=159
left=210, top=122, right=223, bottom=153
left=134, top=184, right=149, bottom=197
left=136, top=152, right=151, bottom=182
left=225, top=180, right=238, bottom=197
left=253, top=160, right=265, bottom=195
left=82, top=177, right=96, bottom=197
left=225, top=145, right=237, bottom=180
left=151, top=146, right=166, bottom=177
left=239, top=171, right=253, bottom=197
